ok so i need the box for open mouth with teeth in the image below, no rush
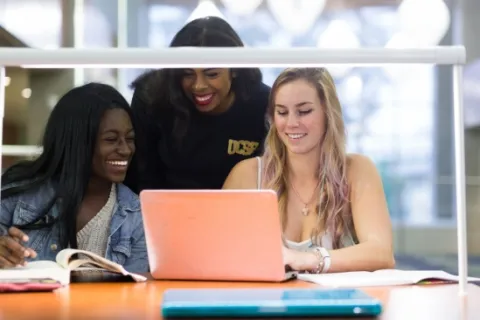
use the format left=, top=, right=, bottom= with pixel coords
left=106, top=160, right=128, bottom=167
left=194, top=93, right=215, bottom=106
left=104, top=160, right=130, bottom=179
left=286, top=133, right=307, bottom=140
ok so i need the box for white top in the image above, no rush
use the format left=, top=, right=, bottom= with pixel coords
left=77, top=184, right=117, bottom=258
left=256, top=156, right=355, bottom=251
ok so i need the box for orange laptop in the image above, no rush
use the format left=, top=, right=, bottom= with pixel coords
left=139, top=189, right=296, bottom=282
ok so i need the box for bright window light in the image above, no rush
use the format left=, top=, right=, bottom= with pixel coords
left=21, top=88, right=32, bottom=99
left=398, top=0, right=450, bottom=46
left=267, top=0, right=326, bottom=36
left=187, top=0, right=225, bottom=23
left=221, top=0, right=262, bottom=16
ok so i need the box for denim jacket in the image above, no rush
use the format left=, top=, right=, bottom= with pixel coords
left=0, top=180, right=149, bottom=273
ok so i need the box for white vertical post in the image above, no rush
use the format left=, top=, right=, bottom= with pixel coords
left=117, top=0, right=128, bottom=94
left=453, top=64, right=468, bottom=296
left=73, top=0, right=85, bottom=86
left=0, top=67, right=5, bottom=183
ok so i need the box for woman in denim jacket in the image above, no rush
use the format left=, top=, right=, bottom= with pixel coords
left=0, top=83, right=148, bottom=274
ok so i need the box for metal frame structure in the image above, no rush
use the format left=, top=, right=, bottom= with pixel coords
left=0, top=46, right=469, bottom=296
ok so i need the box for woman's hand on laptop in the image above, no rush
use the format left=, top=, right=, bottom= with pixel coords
left=283, top=246, right=320, bottom=272
left=0, top=227, right=37, bottom=268
left=282, top=246, right=305, bottom=271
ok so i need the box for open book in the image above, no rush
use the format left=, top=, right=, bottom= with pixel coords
left=297, top=269, right=480, bottom=287
left=0, top=248, right=147, bottom=286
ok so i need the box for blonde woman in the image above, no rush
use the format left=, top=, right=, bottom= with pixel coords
left=223, top=68, right=394, bottom=273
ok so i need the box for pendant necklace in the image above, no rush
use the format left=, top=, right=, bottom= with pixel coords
left=290, top=180, right=321, bottom=216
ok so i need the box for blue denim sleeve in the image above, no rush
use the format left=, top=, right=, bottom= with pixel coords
left=123, top=212, right=149, bottom=273
left=0, top=196, right=15, bottom=235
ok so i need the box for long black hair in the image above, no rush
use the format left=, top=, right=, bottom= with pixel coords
left=131, top=16, right=263, bottom=142
left=1, top=82, right=133, bottom=249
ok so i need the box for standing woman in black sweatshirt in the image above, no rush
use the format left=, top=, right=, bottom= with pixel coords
left=125, top=16, right=270, bottom=193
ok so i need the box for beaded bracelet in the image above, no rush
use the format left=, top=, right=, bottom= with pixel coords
left=312, top=247, right=325, bottom=274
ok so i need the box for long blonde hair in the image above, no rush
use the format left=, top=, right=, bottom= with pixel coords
left=262, top=68, right=352, bottom=249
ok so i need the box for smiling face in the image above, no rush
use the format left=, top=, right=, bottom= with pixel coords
left=91, top=108, right=135, bottom=183
left=181, top=68, right=235, bottom=114
left=273, top=79, right=326, bottom=155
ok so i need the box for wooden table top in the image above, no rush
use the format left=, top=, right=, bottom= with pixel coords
left=0, top=279, right=479, bottom=320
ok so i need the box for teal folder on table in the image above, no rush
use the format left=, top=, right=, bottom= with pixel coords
left=162, top=287, right=383, bottom=318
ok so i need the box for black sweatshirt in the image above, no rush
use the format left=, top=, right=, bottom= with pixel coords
left=125, top=72, right=271, bottom=193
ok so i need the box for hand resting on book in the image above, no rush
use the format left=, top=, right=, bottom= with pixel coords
left=0, top=226, right=37, bottom=268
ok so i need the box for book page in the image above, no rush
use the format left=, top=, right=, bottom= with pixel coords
left=0, top=263, right=70, bottom=285
left=55, top=249, right=82, bottom=269
left=387, top=270, right=480, bottom=283
left=23, top=260, right=63, bottom=270
left=56, top=249, right=147, bottom=282
left=56, top=249, right=124, bottom=273
left=297, top=270, right=418, bottom=287
left=67, top=258, right=110, bottom=271
left=297, top=269, right=480, bottom=287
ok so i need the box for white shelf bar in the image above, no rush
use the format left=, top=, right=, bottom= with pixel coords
left=0, top=47, right=466, bottom=68
left=1, top=145, right=42, bottom=156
